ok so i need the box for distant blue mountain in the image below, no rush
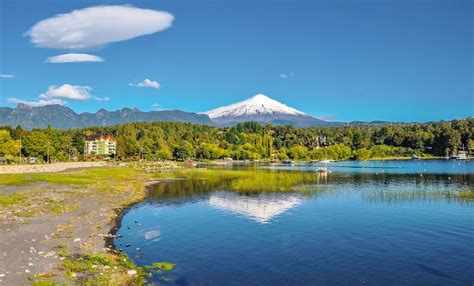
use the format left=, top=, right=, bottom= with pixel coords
left=0, top=103, right=214, bottom=129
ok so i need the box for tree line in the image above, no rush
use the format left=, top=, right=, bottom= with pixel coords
left=0, top=118, right=472, bottom=163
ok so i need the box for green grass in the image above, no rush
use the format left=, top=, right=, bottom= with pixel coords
left=56, top=244, right=69, bottom=258
left=0, top=190, right=79, bottom=217
left=0, top=167, right=142, bottom=186
left=59, top=249, right=147, bottom=285
left=0, top=167, right=148, bottom=217
left=30, top=273, right=62, bottom=286
left=31, top=281, right=62, bottom=286
left=0, top=192, right=28, bottom=207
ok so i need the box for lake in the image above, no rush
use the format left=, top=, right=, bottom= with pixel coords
left=116, top=160, right=473, bottom=285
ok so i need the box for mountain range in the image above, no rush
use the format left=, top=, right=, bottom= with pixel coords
left=0, top=103, right=213, bottom=129
left=0, top=94, right=336, bottom=129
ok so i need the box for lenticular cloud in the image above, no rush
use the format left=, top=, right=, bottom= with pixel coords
left=46, top=53, right=104, bottom=63
left=26, top=5, right=174, bottom=49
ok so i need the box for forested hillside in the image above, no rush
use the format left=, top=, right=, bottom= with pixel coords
left=0, top=118, right=472, bottom=162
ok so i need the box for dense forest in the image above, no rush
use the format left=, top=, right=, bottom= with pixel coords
left=0, top=118, right=472, bottom=163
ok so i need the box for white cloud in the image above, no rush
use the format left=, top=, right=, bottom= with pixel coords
left=7, top=97, right=66, bottom=107
left=7, top=84, right=108, bottom=107
left=26, top=5, right=174, bottom=49
left=280, top=72, right=294, bottom=79
left=39, top=84, right=109, bottom=101
left=40, top=84, right=93, bottom=100
left=46, top=53, right=104, bottom=63
left=129, top=78, right=160, bottom=89
left=95, top=96, right=110, bottom=101
left=0, top=74, right=14, bottom=78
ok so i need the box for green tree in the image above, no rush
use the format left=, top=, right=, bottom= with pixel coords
left=197, top=143, right=227, bottom=160
left=263, top=133, right=273, bottom=159
left=173, top=141, right=195, bottom=160
left=116, top=124, right=139, bottom=157
left=155, top=146, right=173, bottom=160
left=23, top=131, right=50, bottom=160
left=355, top=148, right=371, bottom=161
left=289, top=146, right=308, bottom=160
left=0, top=130, right=20, bottom=157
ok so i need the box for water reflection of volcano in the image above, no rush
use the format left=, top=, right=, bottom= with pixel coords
left=208, top=192, right=303, bottom=224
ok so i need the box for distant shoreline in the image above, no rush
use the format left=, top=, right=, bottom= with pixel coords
left=0, top=157, right=465, bottom=175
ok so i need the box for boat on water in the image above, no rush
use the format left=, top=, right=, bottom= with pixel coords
left=320, top=159, right=333, bottom=163
left=449, top=152, right=469, bottom=160
left=281, top=160, right=294, bottom=165
left=449, top=146, right=470, bottom=160
left=411, top=154, right=421, bottom=160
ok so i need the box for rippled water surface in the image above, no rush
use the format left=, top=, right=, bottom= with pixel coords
left=116, top=160, right=473, bottom=285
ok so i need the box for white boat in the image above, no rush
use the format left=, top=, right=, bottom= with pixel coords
left=320, top=159, right=333, bottom=163
left=450, top=146, right=470, bottom=160
left=456, top=151, right=469, bottom=160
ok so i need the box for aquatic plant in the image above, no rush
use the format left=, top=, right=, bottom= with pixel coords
left=459, top=189, right=474, bottom=200
left=150, top=262, right=175, bottom=271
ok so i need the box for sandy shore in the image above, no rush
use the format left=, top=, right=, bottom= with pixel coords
left=0, top=162, right=107, bottom=174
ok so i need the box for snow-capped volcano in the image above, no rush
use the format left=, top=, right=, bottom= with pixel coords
left=204, top=94, right=306, bottom=118
left=203, top=94, right=327, bottom=127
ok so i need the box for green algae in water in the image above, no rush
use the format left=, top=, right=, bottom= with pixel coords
left=153, top=262, right=175, bottom=271
left=145, top=262, right=175, bottom=272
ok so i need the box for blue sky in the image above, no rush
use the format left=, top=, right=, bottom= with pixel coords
left=0, top=0, right=472, bottom=122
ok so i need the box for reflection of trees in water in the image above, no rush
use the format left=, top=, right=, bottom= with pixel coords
left=146, top=179, right=226, bottom=206
left=145, top=172, right=472, bottom=206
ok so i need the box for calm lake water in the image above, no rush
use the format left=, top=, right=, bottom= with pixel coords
left=116, top=160, right=473, bottom=285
